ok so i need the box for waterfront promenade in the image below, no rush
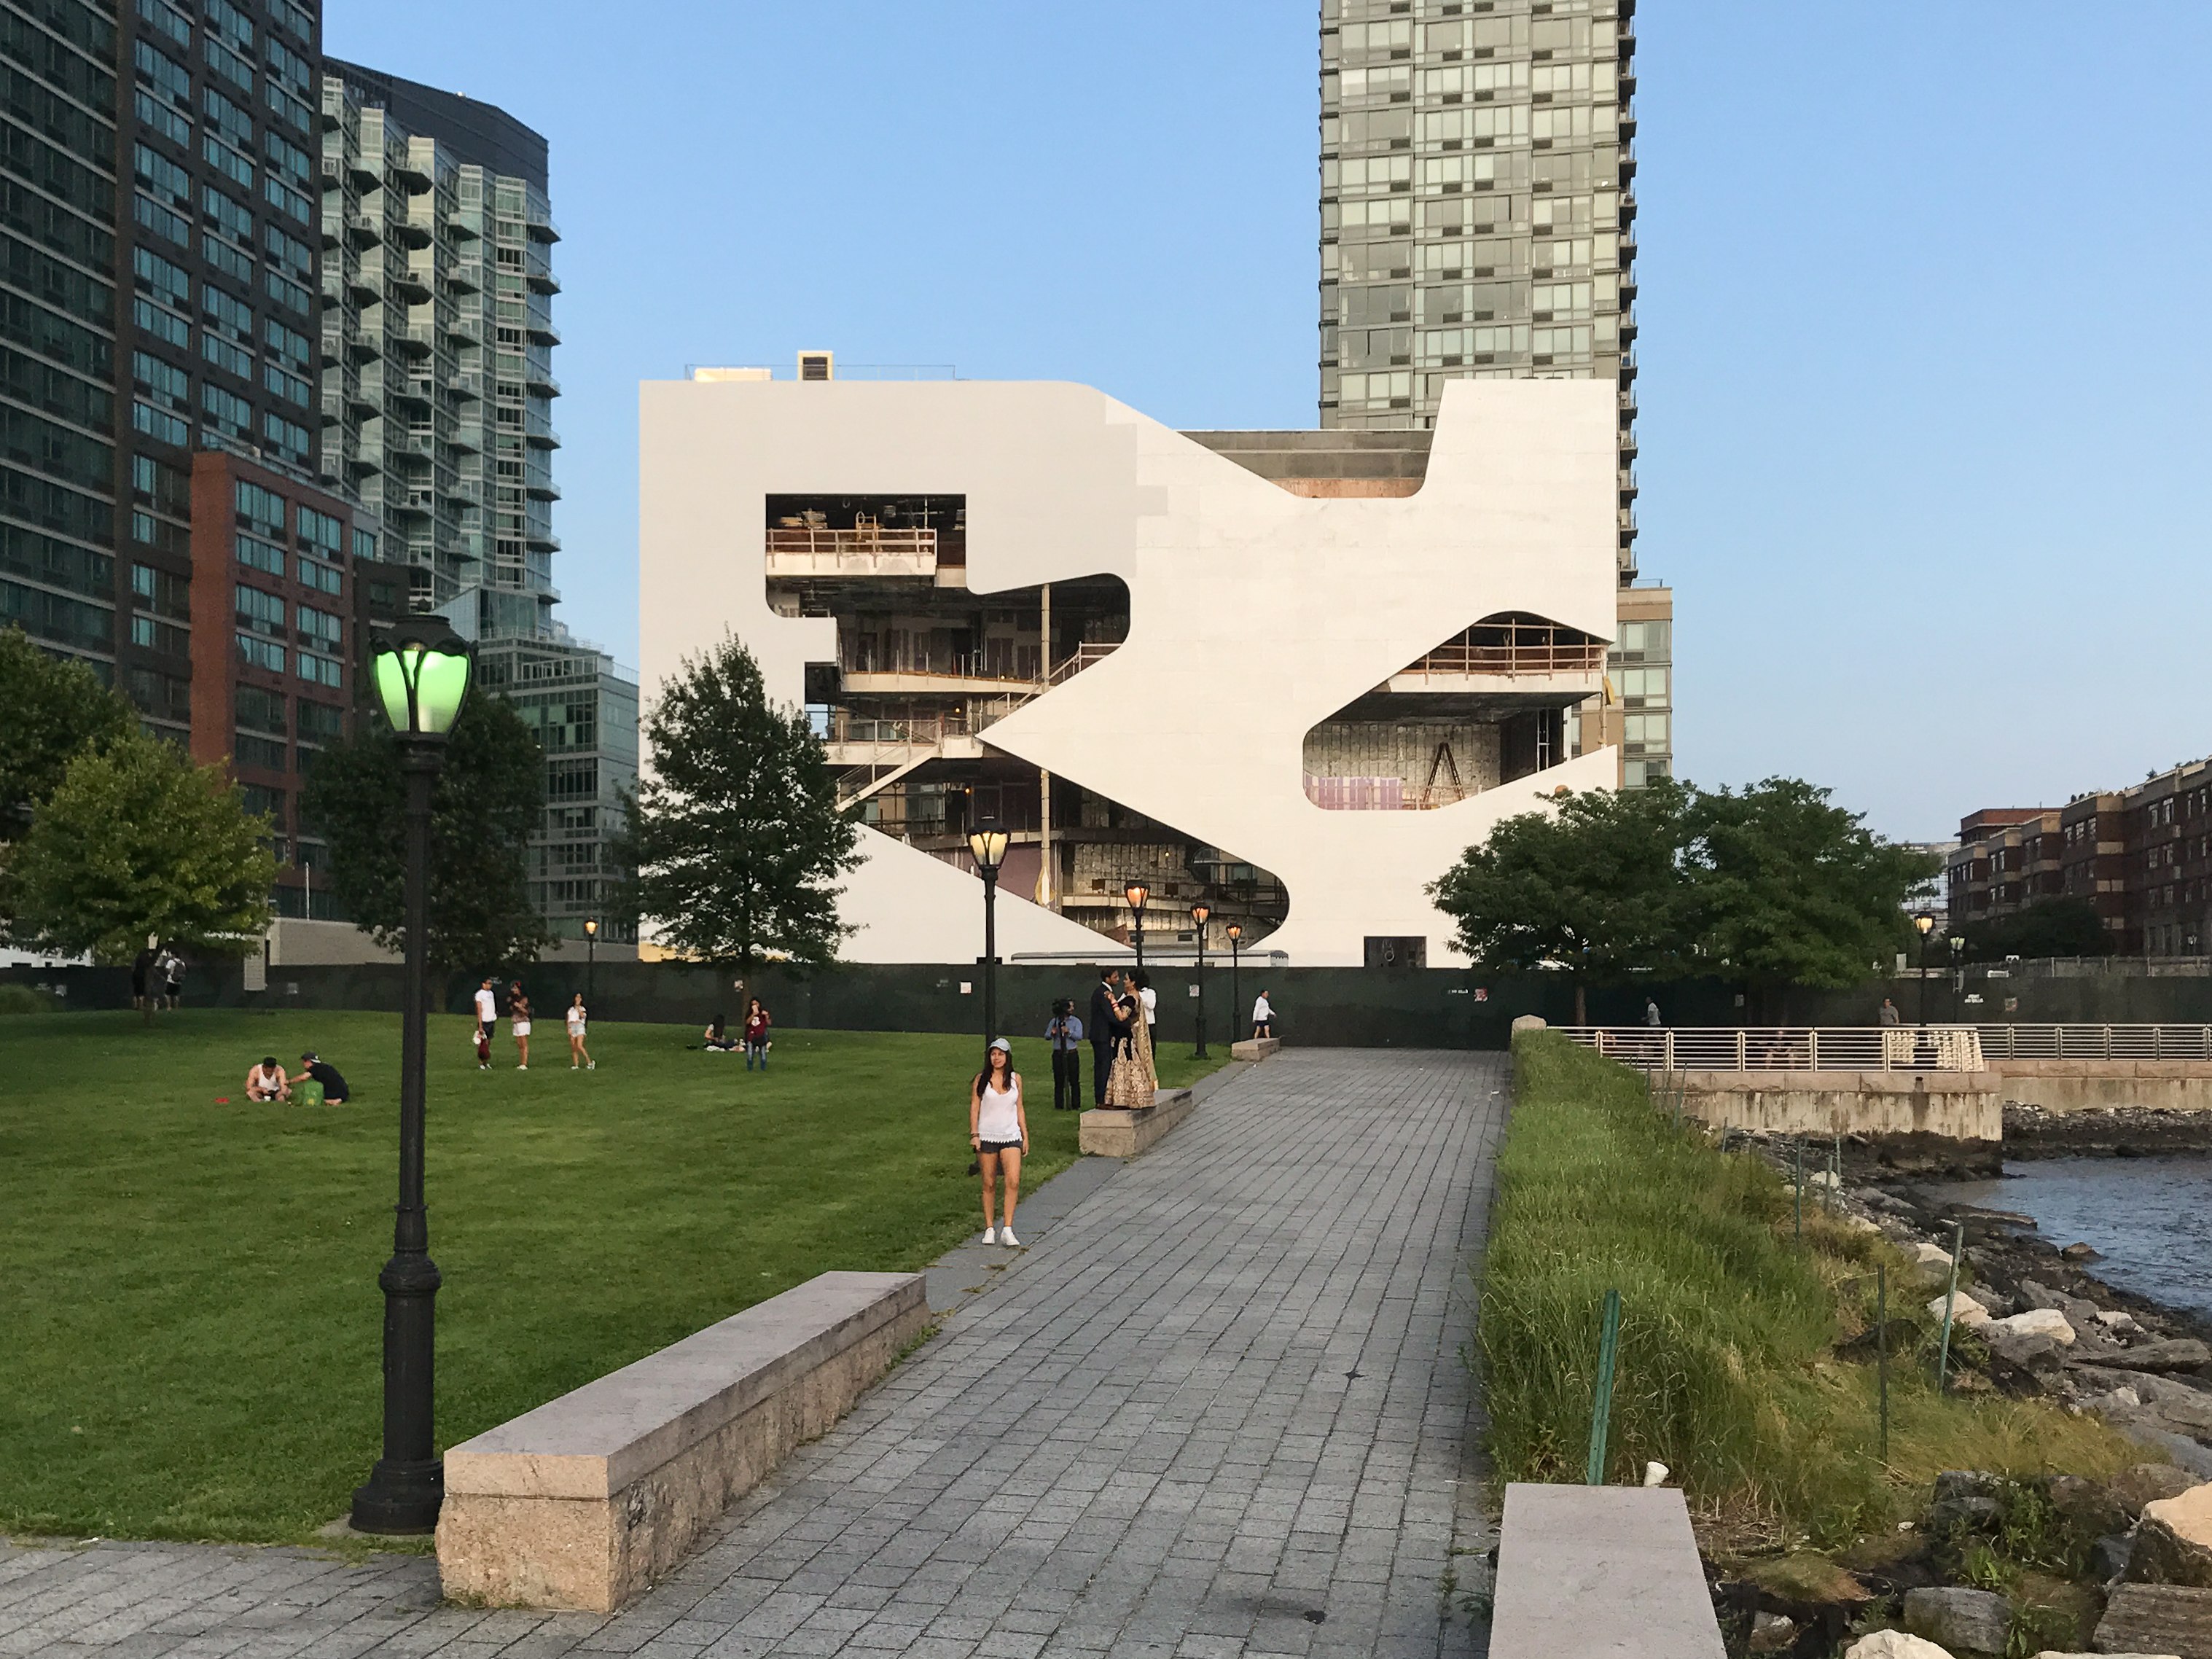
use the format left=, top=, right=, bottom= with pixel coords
left=1, top=1050, right=1506, bottom=1658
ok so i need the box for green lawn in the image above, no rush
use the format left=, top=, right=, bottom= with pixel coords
left=0, top=1010, right=1224, bottom=1543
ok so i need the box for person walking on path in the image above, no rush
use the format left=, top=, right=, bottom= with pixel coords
left=1103, top=970, right=1157, bottom=1109
left=566, top=994, right=594, bottom=1070
left=159, top=943, right=185, bottom=1010
left=969, top=1037, right=1030, bottom=1246
left=509, top=981, right=533, bottom=1069
left=1046, top=999, right=1084, bottom=1109
left=1087, top=967, right=1122, bottom=1106
left=743, top=998, right=771, bottom=1070
left=1251, top=988, right=1273, bottom=1040
left=473, top=978, right=499, bottom=1069
left=1644, top=997, right=1662, bottom=1028
left=1878, top=998, right=1902, bottom=1027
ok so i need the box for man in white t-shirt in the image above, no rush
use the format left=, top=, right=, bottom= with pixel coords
left=473, top=978, right=499, bottom=1069
left=1251, top=990, right=1273, bottom=1040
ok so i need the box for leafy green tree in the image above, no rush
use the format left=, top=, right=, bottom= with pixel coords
left=1429, top=779, right=1690, bottom=1023
left=0, top=626, right=136, bottom=921
left=1960, top=897, right=2111, bottom=963
left=1681, top=778, right=1937, bottom=1020
left=8, top=733, right=275, bottom=986
left=624, top=636, right=861, bottom=971
left=299, top=692, right=549, bottom=978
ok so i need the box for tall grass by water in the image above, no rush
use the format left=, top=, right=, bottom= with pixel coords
left=1480, top=1032, right=2137, bottom=1543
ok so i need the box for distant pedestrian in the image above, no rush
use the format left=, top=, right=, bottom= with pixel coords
left=473, top=977, right=499, bottom=1069
left=1087, top=967, right=1122, bottom=1106
left=743, top=998, right=771, bottom=1070
left=1103, top=970, right=1157, bottom=1109
left=130, top=934, right=157, bottom=1012
left=158, top=944, right=185, bottom=1010
left=1136, top=969, right=1157, bottom=1047
left=1046, top=999, right=1084, bottom=1109
left=969, top=1037, right=1029, bottom=1247
left=1878, top=999, right=1902, bottom=1028
left=566, top=994, right=594, bottom=1070
left=1644, top=997, right=1662, bottom=1028
left=509, top=981, right=532, bottom=1069
left=1251, top=988, right=1273, bottom=1040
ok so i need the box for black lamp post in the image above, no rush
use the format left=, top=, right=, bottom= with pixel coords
left=1227, top=922, right=1243, bottom=1044
left=969, top=821, right=1009, bottom=1058
left=1949, top=932, right=1963, bottom=1018
left=353, top=615, right=473, bottom=1534
left=583, top=917, right=598, bottom=1007
left=1190, top=902, right=1211, bottom=1057
left=1914, top=913, right=1934, bottom=1028
left=1125, top=880, right=1149, bottom=968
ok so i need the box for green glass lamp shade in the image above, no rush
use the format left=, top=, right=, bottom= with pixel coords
left=372, top=623, right=473, bottom=736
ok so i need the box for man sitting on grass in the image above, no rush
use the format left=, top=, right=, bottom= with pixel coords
left=244, top=1057, right=289, bottom=1103
left=297, top=1051, right=350, bottom=1104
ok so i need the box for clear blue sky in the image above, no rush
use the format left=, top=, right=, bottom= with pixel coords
left=328, top=2, right=2212, bottom=843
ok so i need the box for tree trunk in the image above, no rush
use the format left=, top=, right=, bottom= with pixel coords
left=1574, top=981, right=1587, bottom=1026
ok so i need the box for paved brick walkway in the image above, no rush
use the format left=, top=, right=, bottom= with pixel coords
left=2, top=1050, right=1507, bottom=1658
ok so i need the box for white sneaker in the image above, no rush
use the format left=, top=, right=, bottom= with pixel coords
left=587, top=1061, right=595, bottom=1070
left=980, top=1227, right=996, bottom=1245
left=1000, top=1227, right=1020, bottom=1248
left=517, top=1064, right=527, bottom=1070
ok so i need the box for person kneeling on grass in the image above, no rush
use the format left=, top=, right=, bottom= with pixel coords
left=703, top=1015, right=740, bottom=1052
left=245, top=1056, right=289, bottom=1103
left=969, top=1037, right=1030, bottom=1248
left=297, top=1051, right=349, bottom=1104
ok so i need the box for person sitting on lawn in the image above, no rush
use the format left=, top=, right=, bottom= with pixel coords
left=298, top=1051, right=350, bottom=1104
left=245, top=1056, right=289, bottom=1103
left=703, top=1014, right=740, bottom=1052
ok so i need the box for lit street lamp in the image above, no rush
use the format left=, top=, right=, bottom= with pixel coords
left=1915, top=913, right=1934, bottom=1028
left=1227, top=922, right=1243, bottom=1045
left=1190, top=902, right=1211, bottom=1057
left=353, top=615, right=473, bottom=1534
left=969, top=821, right=1009, bottom=1058
left=583, top=917, right=598, bottom=1007
left=1125, top=881, right=1150, bottom=968
left=1949, top=932, right=1963, bottom=1018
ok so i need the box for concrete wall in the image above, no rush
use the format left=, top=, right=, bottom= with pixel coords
left=1682, top=1071, right=2004, bottom=1141
left=638, top=375, right=1621, bottom=967
left=1991, top=1061, right=2212, bottom=1114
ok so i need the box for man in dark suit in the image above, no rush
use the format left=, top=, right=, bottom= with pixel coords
left=1087, top=967, right=1124, bottom=1106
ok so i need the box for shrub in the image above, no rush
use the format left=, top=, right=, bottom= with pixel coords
left=0, top=983, right=58, bottom=1015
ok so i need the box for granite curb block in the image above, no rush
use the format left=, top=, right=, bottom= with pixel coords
left=437, top=1269, right=928, bottom=1613
left=1078, top=1086, right=1196, bottom=1158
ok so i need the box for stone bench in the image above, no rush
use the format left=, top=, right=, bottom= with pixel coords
left=1490, top=1483, right=1724, bottom=1658
left=437, top=1270, right=929, bottom=1612
left=1079, top=1087, right=1195, bottom=1158
left=1230, top=1037, right=1281, bottom=1062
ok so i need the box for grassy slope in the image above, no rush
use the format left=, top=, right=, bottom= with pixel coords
left=0, top=1010, right=1222, bottom=1542
left=1483, top=1033, right=2138, bottom=1545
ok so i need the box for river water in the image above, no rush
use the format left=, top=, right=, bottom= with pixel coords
left=1928, top=1155, right=2212, bottom=1317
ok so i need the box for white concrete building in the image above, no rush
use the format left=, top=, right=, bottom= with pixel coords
left=638, top=375, right=1619, bottom=967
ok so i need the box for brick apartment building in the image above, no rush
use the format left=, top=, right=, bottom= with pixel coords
left=1947, top=757, right=2212, bottom=957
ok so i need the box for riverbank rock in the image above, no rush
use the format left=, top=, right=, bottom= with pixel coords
left=1913, top=1241, right=1961, bottom=1281
left=1991, top=1308, right=2077, bottom=1345
left=1929, top=1292, right=1994, bottom=1329
left=2132, top=1486, right=2212, bottom=1589
left=1903, top=1585, right=2012, bottom=1654
left=2095, top=1339, right=2212, bottom=1374
left=2095, top=1582, right=2212, bottom=1656
left=1844, top=1633, right=1955, bottom=1659
left=2109, top=1465, right=2207, bottom=1520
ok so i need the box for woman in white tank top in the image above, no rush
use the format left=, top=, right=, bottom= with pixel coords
left=969, top=1037, right=1030, bottom=1247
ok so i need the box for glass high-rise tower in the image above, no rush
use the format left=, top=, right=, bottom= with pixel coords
left=1318, top=0, right=1668, bottom=784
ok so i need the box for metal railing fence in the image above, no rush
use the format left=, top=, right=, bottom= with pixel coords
left=1974, top=1024, right=2212, bottom=1061
left=1557, top=1026, right=1985, bottom=1073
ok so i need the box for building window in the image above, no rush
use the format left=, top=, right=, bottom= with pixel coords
left=236, top=633, right=284, bottom=673
left=235, top=534, right=285, bottom=577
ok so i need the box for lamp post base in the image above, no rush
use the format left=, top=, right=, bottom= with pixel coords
left=350, top=1457, right=443, bottom=1534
